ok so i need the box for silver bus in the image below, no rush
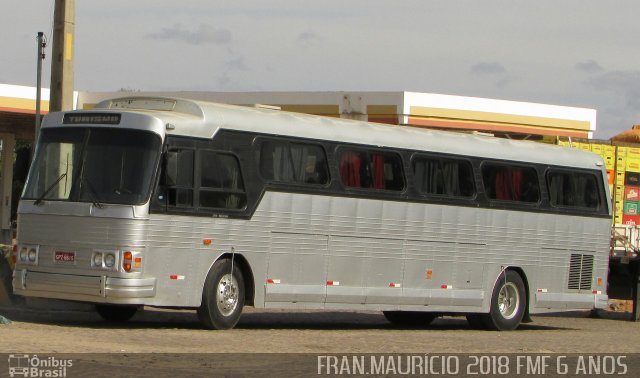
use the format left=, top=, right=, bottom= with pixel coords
left=13, top=97, right=611, bottom=330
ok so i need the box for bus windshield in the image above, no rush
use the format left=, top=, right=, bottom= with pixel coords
left=23, top=127, right=162, bottom=206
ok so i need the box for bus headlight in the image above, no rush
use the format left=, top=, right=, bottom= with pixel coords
left=93, top=252, right=103, bottom=267
left=17, top=245, right=38, bottom=265
left=19, top=247, right=28, bottom=262
left=91, top=250, right=118, bottom=271
left=28, top=248, right=37, bottom=262
left=104, top=253, right=116, bottom=268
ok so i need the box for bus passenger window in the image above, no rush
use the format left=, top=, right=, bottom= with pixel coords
left=199, top=151, right=246, bottom=210
left=339, top=149, right=404, bottom=191
left=258, top=139, right=329, bottom=185
left=166, top=149, right=194, bottom=207
left=413, top=156, right=475, bottom=197
left=482, top=163, right=539, bottom=203
left=547, top=171, right=601, bottom=210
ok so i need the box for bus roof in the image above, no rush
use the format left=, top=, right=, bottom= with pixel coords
left=86, top=96, right=603, bottom=170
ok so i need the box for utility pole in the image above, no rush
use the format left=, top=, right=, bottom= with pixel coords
left=49, top=0, right=75, bottom=112
left=35, top=32, right=46, bottom=142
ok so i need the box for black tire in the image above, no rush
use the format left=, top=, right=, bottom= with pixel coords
left=383, top=311, right=438, bottom=326
left=96, top=304, right=138, bottom=322
left=198, top=259, right=245, bottom=330
left=481, top=270, right=526, bottom=331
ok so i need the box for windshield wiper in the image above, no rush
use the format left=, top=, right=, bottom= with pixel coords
left=81, top=176, right=104, bottom=209
left=34, top=173, right=67, bottom=206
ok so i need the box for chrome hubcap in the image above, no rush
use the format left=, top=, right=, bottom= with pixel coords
left=216, top=273, right=239, bottom=316
left=498, top=282, right=519, bottom=320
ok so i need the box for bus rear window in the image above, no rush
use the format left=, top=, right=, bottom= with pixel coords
left=547, top=170, right=601, bottom=210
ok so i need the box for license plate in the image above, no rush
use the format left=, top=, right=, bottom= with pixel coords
left=54, top=251, right=76, bottom=263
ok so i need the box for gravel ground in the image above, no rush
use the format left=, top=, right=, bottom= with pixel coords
left=0, top=306, right=637, bottom=354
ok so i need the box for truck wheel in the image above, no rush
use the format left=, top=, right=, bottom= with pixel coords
left=96, top=305, right=138, bottom=322
left=482, top=270, right=526, bottom=331
left=198, top=259, right=245, bottom=330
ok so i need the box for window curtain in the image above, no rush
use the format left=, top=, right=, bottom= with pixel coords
left=495, top=168, right=522, bottom=201
left=414, top=159, right=439, bottom=194
left=371, top=153, right=385, bottom=189
left=225, top=167, right=241, bottom=208
left=290, top=144, right=309, bottom=183
left=573, top=174, right=588, bottom=207
left=442, top=161, right=460, bottom=196
left=549, top=173, right=565, bottom=206
left=340, top=152, right=361, bottom=187
left=273, top=144, right=293, bottom=182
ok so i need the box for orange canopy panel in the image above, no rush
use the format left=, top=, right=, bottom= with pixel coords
left=612, top=125, right=640, bottom=143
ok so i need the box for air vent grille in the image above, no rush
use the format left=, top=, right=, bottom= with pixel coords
left=568, top=254, right=594, bottom=290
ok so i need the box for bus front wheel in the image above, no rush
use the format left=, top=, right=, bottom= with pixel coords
left=198, top=259, right=245, bottom=330
left=482, top=270, right=526, bottom=331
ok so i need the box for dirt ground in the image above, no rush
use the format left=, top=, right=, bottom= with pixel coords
left=2, top=305, right=640, bottom=377
left=0, top=305, right=639, bottom=354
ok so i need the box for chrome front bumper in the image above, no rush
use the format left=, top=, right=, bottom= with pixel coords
left=13, top=269, right=156, bottom=304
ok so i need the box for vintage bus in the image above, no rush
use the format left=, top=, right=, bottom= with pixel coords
left=13, top=97, right=611, bottom=331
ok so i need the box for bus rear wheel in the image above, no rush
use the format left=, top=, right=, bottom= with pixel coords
left=96, top=304, right=138, bottom=322
left=383, top=311, right=438, bottom=326
left=198, top=259, right=245, bottom=330
left=482, top=270, right=526, bottom=331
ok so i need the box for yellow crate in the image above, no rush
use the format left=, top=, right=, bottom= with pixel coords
left=605, top=156, right=615, bottom=170
left=578, top=143, right=592, bottom=152
left=604, top=145, right=616, bottom=157
left=617, top=172, right=626, bottom=186
left=615, top=201, right=624, bottom=219
left=618, top=146, right=629, bottom=157
left=627, top=159, right=640, bottom=173
left=617, top=156, right=627, bottom=170
left=591, top=144, right=604, bottom=154
left=628, top=148, right=640, bottom=158
left=615, top=214, right=623, bottom=224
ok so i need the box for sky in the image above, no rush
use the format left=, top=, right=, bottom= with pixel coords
left=2, top=0, right=640, bottom=139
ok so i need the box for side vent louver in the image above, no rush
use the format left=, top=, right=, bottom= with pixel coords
left=568, top=254, right=594, bottom=290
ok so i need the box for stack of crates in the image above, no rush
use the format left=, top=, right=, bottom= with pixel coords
left=616, top=147, right=640, bottom=225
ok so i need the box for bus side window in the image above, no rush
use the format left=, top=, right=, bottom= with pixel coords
left=258, top=139, right=330, bottom=185
left=413, top=156, right=475, bottom=197
left=339, top=149, right=404, bottom=191
left=199, top=151, right=247, bottom=210
left=482, top=163, right=539, bottom=203
left=166, top=149, right=194, bottom=207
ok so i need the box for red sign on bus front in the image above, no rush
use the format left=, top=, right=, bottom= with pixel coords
left=54, top=251, right=75, bottom=263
